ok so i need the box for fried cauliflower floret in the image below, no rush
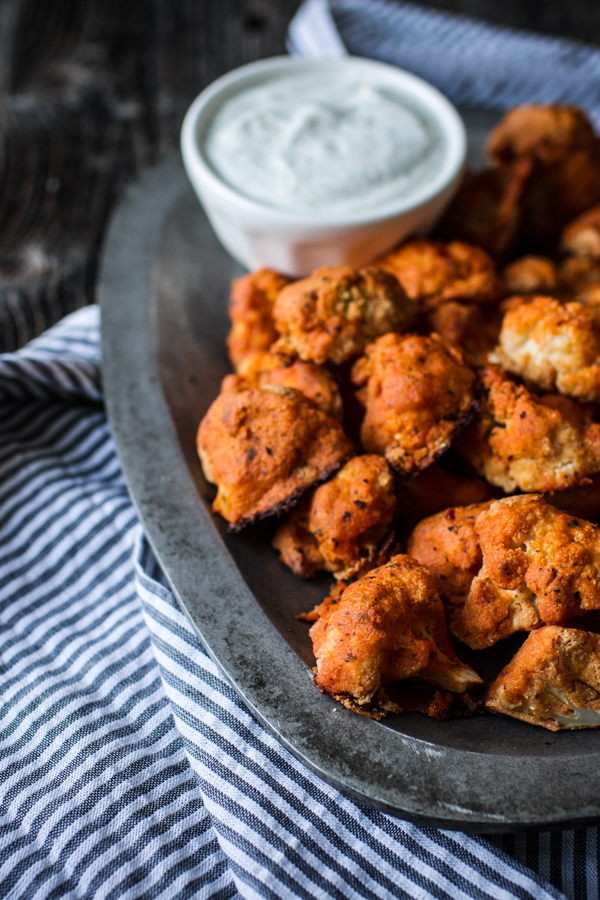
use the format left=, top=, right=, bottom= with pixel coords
left=423, top=301, right=502, bottom=366
left=309, top=555, right=482, bottom=718
left=272, top=455, right=396, bottom=581
left=457, top=366, right=600, bottom=493
left=434, top=165, right=529, bottom=263
left=375, top=239, right=503, bottom=310
left=496, top=295, right=600, bottom=402
left=406, top=502, right=493, bottom=613
left=221, top=356, right=343, bottom=420
left=561, top=204, right=600, bottom=259
left=226, top=268, right=291, bottom=370
left=431, top=495, right=600, bottom=649
left=352, top=333, right=478, bottom=474
left=197, top=385, right=353, bottom=530
left=503, top=256, right=559, bottom=296
left=486, top=626, right=600, bottom=731
left=487, top=105, right=600, bottom=250
left=270, top=265, right=417, bottom=365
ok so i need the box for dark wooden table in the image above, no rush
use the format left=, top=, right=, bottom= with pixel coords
left=2, top=0, right=600, bottom=352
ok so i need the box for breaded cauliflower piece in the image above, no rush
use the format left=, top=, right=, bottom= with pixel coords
left=434, top=165, right=529, bottom=263
left=352, top=332, right=478, bottom=474
left=271, top=265, right=416, bottom=365
left=406, top=501, right=494, bottom=614
left=221, top=355, right=343, bottom=421
left=561, top=204, right=600, bottom=259
left=496, top=295, right=600, bottom=402
left=503, top=256, right=559, bottom=296
left=197, top=385, right=353, bottom=530
left=226, top=268, right=291, bottom=371
left=457, top=366, right=600, bottom=493
left=417, top=494, right=600, bottom=649
left=486, top=626, right=600, bottom=731
left=487, top=105, right=600, bottom=250
left=375, top=238, right=503, bottom=310
left=423, top=301, right=502, bottom=366
left=272, top=455, right=396, bottom=581
left=309, top=555, right=482, bottom=718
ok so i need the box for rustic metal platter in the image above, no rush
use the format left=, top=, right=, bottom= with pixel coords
left=100, top=138, right=600, bottom=833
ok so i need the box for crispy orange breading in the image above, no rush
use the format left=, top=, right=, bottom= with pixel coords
left=502, top=256, right=559, bottom=296
left=487, top=105, right=600, bottom=250
left=486, top=626, right=600, bottom=730
left=422, top=301, right=502, bottom=366
left=496, top=295, right=600, bottom=402
left=375, top=238, right=503, bottom=310
left=421, top=495, right=600, bottom=649
left=226, top=268, right=291, bottom=371
left=561, top=204, right=600, bottom=259
left=434, top=165, right=529, bottom=263
left=270, top=265, right=416, bottom=365
left=352, top=332, right=478, bottom=474
left=457, top=366, right=600, bottom=493
left=406, top=501, right=493, bottom=612
left=488, top=105, right=597, bottom=165
left=221, top=356, right=343, bottom=421
left=309, top=555, right=482, bottom=718
left=197, top=385, right=353, bottom=530
left=272, top=455, right=396, bottom=581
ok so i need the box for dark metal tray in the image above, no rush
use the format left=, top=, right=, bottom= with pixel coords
left=100, top=150, right=600, bottom=833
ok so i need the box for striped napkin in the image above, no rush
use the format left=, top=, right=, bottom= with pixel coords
left=4, top=2, right=600, bottom=895
left=0, top=319, right=584, bottom=897
left=288, top=0, right=600, bottom=128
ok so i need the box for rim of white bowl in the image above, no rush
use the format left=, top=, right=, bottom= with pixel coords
left=181, top=55, right=467, bottom=229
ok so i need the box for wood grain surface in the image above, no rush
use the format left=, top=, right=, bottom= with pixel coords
left=1, top=0, right=600, bottom=351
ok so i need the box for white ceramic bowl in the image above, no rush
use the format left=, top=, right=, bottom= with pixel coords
left=181, top=56, right=466, bottom=276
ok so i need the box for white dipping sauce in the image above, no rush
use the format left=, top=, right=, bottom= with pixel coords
left=204, top=73, right=444, bottom=215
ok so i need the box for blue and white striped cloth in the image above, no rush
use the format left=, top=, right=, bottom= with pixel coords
left=0, top=310, right=593, bottom=897
left=288, top=0, right=600, bottom=129
left=6, top=0, right=600, bottom=893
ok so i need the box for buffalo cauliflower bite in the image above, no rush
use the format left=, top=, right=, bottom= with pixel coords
left=406, top=502, right=493, bottom=615
left=221, top=355, right=343, bottom=421
left=486, top=626, right=600, bottom=730
left=457, top=366, right=600, bottom=493
left=487, top=105, right=600, bottom=250
left=561, top=204, right=600, bottom=259
left=423, top=301, right=502, bottom=366
left=272, top=455, right=396, bottom=581
left=226, top=268, right=291, bottom=371
left=434, top=166, right=529, bottom=263
left=502, top=256, right=559, bottom=296
left=309, top=554, right=482, bottom=718
left=197, top=385, right=353, bottom=530
left=496, top=295, right=600, bottom=402
left=424, top=494, right=600, bottom=649
left=375, top=238, right=503, bottom=310
left=352, top=332, right=478, bottom=474
left=271, top=265, right=417, bottom=365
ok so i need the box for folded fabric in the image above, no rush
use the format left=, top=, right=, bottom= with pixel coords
left=0, top=306, right=571, bottom=899
left=288, top=0, right=600, bottom=128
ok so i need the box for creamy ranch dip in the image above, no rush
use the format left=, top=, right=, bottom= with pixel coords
left=203, top=73, right=444, bottom=215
